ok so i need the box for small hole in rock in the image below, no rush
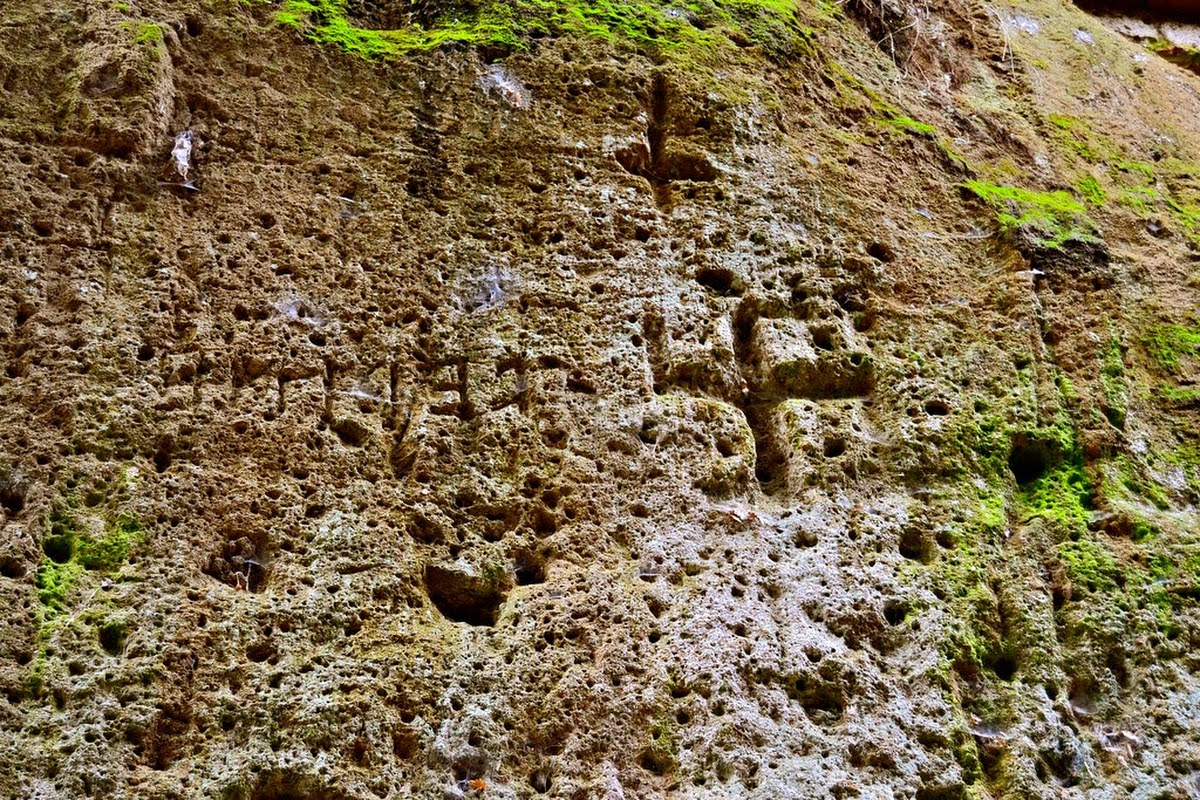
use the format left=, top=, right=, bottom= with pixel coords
left=695, top=266, right=741, bottom=296
left=990, top=653, right=1017, bottom=682
left=923, top=399, right=950, bottom=416
left=883, top=601, right=907, bottom=626
left=867, top=242, right=894, bottom=262
left=529, top=770, right=552, bottom=794
left=899, top=529, right=931, bottom=563
left=99, top=622, right=127, bottom=656
left=811, top=327, right=835, bottom=351
left=1008, top=434, right=1051, bottom=485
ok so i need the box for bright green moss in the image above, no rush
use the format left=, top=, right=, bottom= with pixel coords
left=813, top=0, right=840, bottom=20
left=1009, top=414, right=1092, bottom=533
left=1047, top=113, right=1080, bottom=132
left=962, top=180, right=1096, bottom=249
left=1166, top=197, right=1200, bottom=243
left=1162, top=385, right=1200, bottom=406
left=134, top=22, right=163, bottom=44
left=1075, top=175, right=1105, bottom=206
left=1111, top=159, right=1156, bottom=182
left=1131, top=520, right=1155, bottom=541
left=1116, top=185, right=1158, bottom=214
left=277, top=0, right=522, bottom=56
left=886, top=115, right=936, bottom=137
left=77, top=516, right=141, bottom=571
left=1021, top=461, right=1091, bottom=532
left=121, top=20, right=164, bottom=45
left=1142, top=324, right=1200, bottom=375
left=1055, top=370, right=1079, bottom=405
left=274, top=0, right=812, bottom=61
left=36, top=560, right=84, bottom=616
left=35, top=510, right=143, bottom=620
left=1047, top=114, right=1102, bottom=161
left=977, top=490, right=1006, bottom=532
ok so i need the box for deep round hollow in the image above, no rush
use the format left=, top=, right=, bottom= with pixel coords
left=42, top=534, right=73, bottom=564
left=695, top=266, right=740, bottom=295
left=990, top=653, right=1018, bottom=682
left=811, top=327, right=835, bottom=351
left=923, top=399, right=950, bottom=416
left=424, top=564, right=506, bottom=626
left=898, top=529, right=930, bottom=562
left=823, top=437, right=846, bottom=458
left=1008, top=438, right=1048, bottom=484
left=867, top=241, right=895, bottom=262
left=99, top=622, right=126, bottom=656
left=513, top=553, right=546, bottom=586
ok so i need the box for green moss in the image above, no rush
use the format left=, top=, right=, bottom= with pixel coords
left=1116, top=185, right=1158, bottom=215
left=36, top=560, right=84, bottom=616
left=35, top=509, right=143, bottom=620
left=1009, top=415, right=1091, bottom=534
left=78, top=516, right=141, bottom=571
left=884, top=115, right=936, bottom=137
left=962, top=180, right=1096, bottom=249
left=1021, top=461, right=1091, bottom=532
left=277, top=0, right=522, bottom=56
left=121, top=21, right=164, bottom=45
left=1047, top=114, right=1104, bottom=162
left=1162, top=385, right=1200, bottom=407
left=1166, top=196, right=1200, bottom=242
left=274, top=0, right=812, bottom=61
left=1075, top=175, right=1105, bottom=206
left=1147, top=38, right=1200, bottom=73
left=1099, top=335, right=1127, bottom=429
left=1111, top=159, right=1156, bottom=182
left=977, top=490, right=1006, bottom=532
left=638, top=713, right=680, bottom=776
left=1055, top=370, right=1079, bottom=405
left=1047, top=113, right=1080, bottom=132
left=1142, top=324, right=1200, bottom=375
left=1058, top=536, right=1120, bottom=594
left=946, top=411, right=1010, bottom=479
left=813, top=0, right=840, bottom=20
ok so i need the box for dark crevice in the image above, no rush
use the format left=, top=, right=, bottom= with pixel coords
left=1007, top=434, right=1052, bottom=485
left=615, top=73, right=715, bottom=208
left=695, top=266, right=742, bottom=296
left=424, top=564, right=507, bottom=626
left=733, top=299, right=785, bottom=494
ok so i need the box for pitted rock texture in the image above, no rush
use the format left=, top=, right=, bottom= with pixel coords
left=2, top=1, right=1200, bottom=799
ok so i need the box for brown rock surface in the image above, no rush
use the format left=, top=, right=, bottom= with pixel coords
left=2, top=0, right=1200, bottom=798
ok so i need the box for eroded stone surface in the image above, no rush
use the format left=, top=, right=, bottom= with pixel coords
left=1, top=0, right=1200, bottom=798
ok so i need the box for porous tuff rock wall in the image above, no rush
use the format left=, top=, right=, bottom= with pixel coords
left=1, top=0, right=1200, bottom=798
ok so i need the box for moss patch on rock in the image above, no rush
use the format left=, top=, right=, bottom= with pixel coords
left=35, top=507, right=142, bottom=619
left=962, top=179, right=1097, bottom=250
left=272, top=0, right=812, bottom=60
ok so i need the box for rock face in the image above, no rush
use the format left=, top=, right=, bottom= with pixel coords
left=1, top=0, right=1199, bottom=798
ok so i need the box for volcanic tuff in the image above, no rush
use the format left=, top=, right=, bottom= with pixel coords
left=2, top=0, right=1200, bottom=797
